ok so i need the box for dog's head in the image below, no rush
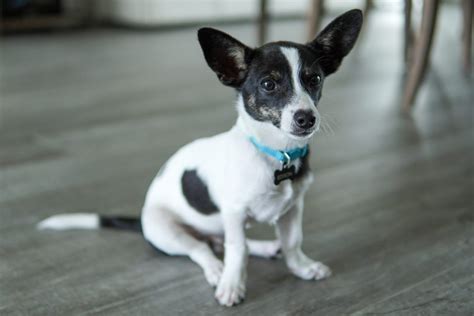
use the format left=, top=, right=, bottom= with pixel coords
left=198, top=9, right=362, bottom=143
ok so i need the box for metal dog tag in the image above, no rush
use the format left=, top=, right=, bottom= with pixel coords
left=274, top=165, right=296, bottom=185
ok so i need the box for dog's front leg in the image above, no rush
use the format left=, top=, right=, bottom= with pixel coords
left=276, top=198, right=332, bottom=280
left=215, top=211, right=247, bottom=306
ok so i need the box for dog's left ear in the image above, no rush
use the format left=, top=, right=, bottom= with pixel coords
left=308, top=9, right=363, bottom=76
left=198, top=27, right=253, bottom=88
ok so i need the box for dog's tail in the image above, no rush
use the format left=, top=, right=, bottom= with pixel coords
left=37, top=213, right=142, bottom=233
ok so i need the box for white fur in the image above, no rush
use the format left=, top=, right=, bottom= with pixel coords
left=37, top=213, right=99, bottom=230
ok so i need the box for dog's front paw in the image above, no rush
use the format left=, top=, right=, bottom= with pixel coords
left=290, top=261, right=332, bottom=281
left=214, top=276, right=246, bottom=307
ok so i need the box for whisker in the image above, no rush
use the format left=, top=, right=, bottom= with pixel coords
left=319, top=112, right=337, bottom=136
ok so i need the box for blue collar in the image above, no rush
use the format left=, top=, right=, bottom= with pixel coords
left=249, top=136, right=309, bottom=166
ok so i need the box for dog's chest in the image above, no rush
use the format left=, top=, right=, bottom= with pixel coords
left=246, top=179, right=306, bottom=223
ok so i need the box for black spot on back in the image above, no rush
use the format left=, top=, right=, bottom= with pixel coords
left=181, top=169, right=219, bottom=215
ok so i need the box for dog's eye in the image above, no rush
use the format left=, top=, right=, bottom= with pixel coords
left=309, top=74, right=322, bottom=86
left=260, top=79, right=276, bottom=92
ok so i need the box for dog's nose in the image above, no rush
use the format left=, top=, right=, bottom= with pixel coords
left=293, top=110, right=316, bottom=129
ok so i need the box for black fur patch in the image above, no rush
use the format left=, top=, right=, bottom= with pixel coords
left=241, top=45, right=294, bottom=127
left=296, top=45, right=325, bottom=103
left=181, top=169, right=219, bottom=215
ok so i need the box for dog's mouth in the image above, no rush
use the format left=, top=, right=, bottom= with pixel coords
left=290, top=126, right=316, bottom=138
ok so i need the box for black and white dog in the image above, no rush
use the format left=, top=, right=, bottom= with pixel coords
left=39, top=10, right=362, bottom=307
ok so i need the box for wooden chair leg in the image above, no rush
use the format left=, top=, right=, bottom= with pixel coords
left=306, top=0, right=324, bottom=41
left=404, top=0, right=414, bottom=65
left=402, top=0, right=440, bottom=111
left=461, top=0, right=472, bottom=75
left=364, top=0, right=374, bottom=13
left=356, top=0, right=373, bottom=40
left=258, top=0, right=269, bottom=45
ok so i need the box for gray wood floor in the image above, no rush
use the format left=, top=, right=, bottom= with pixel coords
left=1, top=5, right=473, bottom=316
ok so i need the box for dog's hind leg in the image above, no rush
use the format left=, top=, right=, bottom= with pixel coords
left=247, top=239, right=281, bottom=259
left=208, top=237, right=281, bottom=259
left=142, top=207, right=223, bottom=287
left=211, top=237, right=281, bottom=259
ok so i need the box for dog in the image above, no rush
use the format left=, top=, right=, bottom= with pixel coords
left=38, top=9, right=363, bottom=307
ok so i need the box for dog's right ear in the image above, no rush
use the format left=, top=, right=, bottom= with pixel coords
left=198, top=28, right=253, bottom=88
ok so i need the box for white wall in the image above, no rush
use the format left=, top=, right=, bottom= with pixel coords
left=94, top=0, right=311, bottom=26
left=66, top=0, right=391, bottom=27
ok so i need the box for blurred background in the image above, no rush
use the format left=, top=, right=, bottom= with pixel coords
left=1, top=0, right=473, bottom=315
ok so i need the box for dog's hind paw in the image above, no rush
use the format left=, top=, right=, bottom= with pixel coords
left=291, top=260, right=332, bottom=281
left=309, top=261, right=332, bottom=280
